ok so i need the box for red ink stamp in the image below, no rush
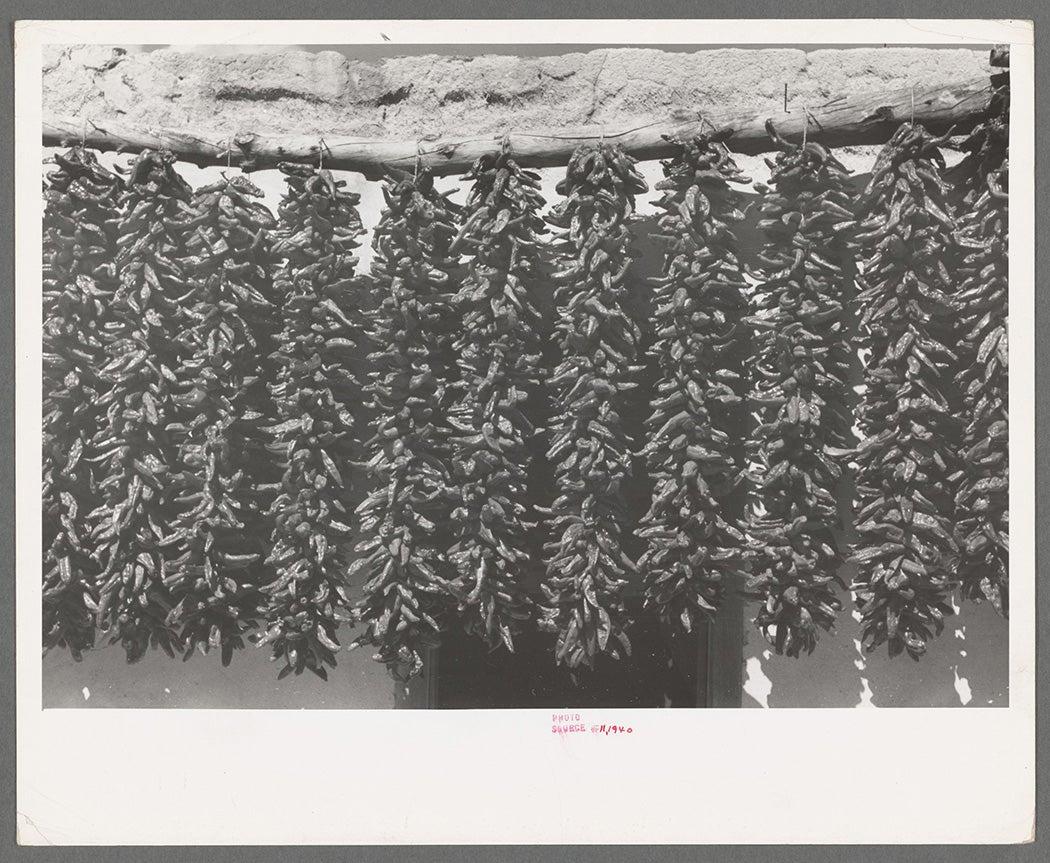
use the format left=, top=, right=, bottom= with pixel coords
left=550, top=714, right=634, bottom=736
left=590, top=723, right=633, bottom=735
left=551, top=712, right=587, bottom=734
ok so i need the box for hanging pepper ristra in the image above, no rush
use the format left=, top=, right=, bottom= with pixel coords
left=541, top=142, right=648, bottom=669
left=744, top=122, right=856, bottom=657
left=351, top=167, right=463, bottom=681
left=88, top=149, right=197, bottom=662
left=258, top=163, right=366, bottom=680
left=162, top=174, right=279, bottom=665
left=948, top=68, right=1010, bottom=614
left=446, top=149, right=545, bottom=651
left=850, top=122, right=961, bottom=659
left=42, top=146, right=124, bottom=659
left=638, top=128, right=752, bottom=634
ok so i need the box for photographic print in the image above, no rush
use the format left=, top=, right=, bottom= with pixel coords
left=37, top=38, right=1012, bottom=709
left=16, top=18, right=1035, bottom=846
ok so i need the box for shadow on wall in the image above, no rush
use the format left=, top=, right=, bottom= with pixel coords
left=42, top=640, right=396, bottom=709
left=742, top=592, right=1009, bottom=708
left=43, top=590, right=1007, bottom=709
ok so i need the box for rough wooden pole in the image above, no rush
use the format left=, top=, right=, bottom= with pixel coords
left=43, top=75, right=992, bottom=177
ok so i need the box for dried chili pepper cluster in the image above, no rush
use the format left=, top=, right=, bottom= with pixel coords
left=42, top=146, right=123, bottom=659
left=948, top=73, right=1010, bottom=614
left=744, top=123, right=855, bottom=657
left=351, top=168, right=463, bottom=680
left=88, top=149, right=197, bottom=662
left=164, top=174, right=279, bottom=665
left=639, top=129, right=751, bottom=634
left=850, top=122, right=961, bottom=659
left=259, top=164, right=366, bottom=680
left=447, top=150, right=545, bottom=651
left=41, top=72, right=1011, bottom=683
left=540, top=142, right=647, bottom=669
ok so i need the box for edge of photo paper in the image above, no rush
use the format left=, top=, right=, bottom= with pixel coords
left=14, top=17, right=1036, bottom=846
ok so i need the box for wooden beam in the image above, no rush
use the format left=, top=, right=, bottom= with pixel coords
left=43, top=75, right=993, bottom=178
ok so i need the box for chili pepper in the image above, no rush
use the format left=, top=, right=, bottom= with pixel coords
left=638, top=129, right=751, bottom=634
left=42, top=145, right=124, bottom=659
left=743, top=121, right=855, bottom=657
left=540, top=142, right=647, bottom=670
left=947, top=71, right=1010, bottom=615
left=254, top=162, right=367, bottom=679
left=158, top=172, right=281, bottom=666
left=446, top=150, right=543, bottom=652
left=88, top=149, right=197, bottom=663
left=850, top=122, right=964, bottom=659
left=351, top=167, right=463, bottom=682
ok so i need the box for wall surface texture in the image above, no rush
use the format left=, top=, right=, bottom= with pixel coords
left=40, top=46, right=1008, bottom=709
left=43, top=45, right=991, bottom=140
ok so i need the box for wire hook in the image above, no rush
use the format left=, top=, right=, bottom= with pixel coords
left=910, top=83, right=916, bottom=125
left=414, top=138, right=424, bottom=181
left=802, top=103, right=809, bottom=148
left=318, top=136, right=327, bottom=171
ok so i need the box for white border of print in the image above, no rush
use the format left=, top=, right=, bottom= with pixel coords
left=15, top=19, right=1035, bottom=845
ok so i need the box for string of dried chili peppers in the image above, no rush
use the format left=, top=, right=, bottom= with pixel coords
left=163, top=174, right=279, bottom=665
left=744, top=122, right=855, bottom=657
left=351, top=167, right=463, bottom=680
left=258, top=163, right=366, bottom=680
left=639, top=128, right=752, bottom=634
left=42, top=146, right=123, bottom=659
left=948, top=69, right=1009, bottom=614
left=541, top=142, right=648, bottom=669
left=88, top=150, right=197, bottom=662
left=850, top=122, right=961, bottom=659
left=447, top=149, right=545, bottom=651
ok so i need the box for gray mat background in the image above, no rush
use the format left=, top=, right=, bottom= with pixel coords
left=3, top=1, right=1045, bottom=859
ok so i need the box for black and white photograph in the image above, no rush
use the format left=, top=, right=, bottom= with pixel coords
left=36, top=38, right=1013, bottom=710
left=15, top=17, right=1035, bottom=846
